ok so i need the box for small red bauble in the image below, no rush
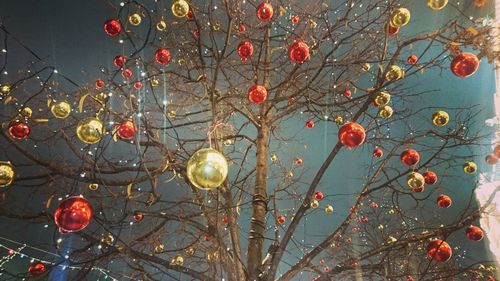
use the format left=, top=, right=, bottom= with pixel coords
left=385, top=23, right=399, bottom=36
left=295, top=157, right=303, bottom=165
left=343, top=89, right=352, bottom=98
left=437, top=194, right=452, bottom=208
left=133, top=213, right=143, bottom=222
left=54, top=196, right=93, bottom=233
left=121, top=68, right=133, bottom=79
left=485, top=154, right=498, bottom=165
left=407, top=54, right=418, bottom=65
left=256, top=2, right=273, bottom=22
left=450, top=52, right=479, bottom=78
left=186, top=9, right=194, bottom=20
left=400, top=149, right=420, bottom=166
left=8, top=121, right=30, bottom=140
left=238, top=23, right=246, bottom=33
left=116, top=120, right=137, bottom=140
left=314, top=191, right=324, bottom=201
left=222, top=215, right=228, bottom=224
left=248, top=84, right=267, bottom=104
left=370, top=201, right=378, bottom=208
left=466, top=225, right=484, bottom=241
left=291, top=15, right=300, bottom=24
left=95, top=79, right=105, bottom=89
left=305, top=119, right=315, bottom=129
left=423, top=171, right=437, bottom=185
left=133, top=81, right=143, bottom=89
left=277, top=215, right=286, bottom=224
left=155, top=48, right=171, bottom=65
left=237, top=41, right=254, bottom=62
left=338, top=122, right=366, bottom=148
left=288, top=41, right=310, bottom=63
left=28, top=262, right=46, bottom=276
left=373, top=148, right=383, bottom=158
left=426, top=239, right=452, bottom=262
left=104, top=19, right=121, bottom=36
left=113, top=55, right=127, bottom=68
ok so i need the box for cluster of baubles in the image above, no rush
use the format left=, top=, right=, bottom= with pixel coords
left=373, top=91, right=393, bottom=119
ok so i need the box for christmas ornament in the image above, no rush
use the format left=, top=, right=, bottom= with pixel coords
left=76, top=117, right=104, bottom=144
left=400, top=149, right=420, bottom=166
left=485, top=154, right=498, bottom=165
left=171, top=0, right=190, bottom=18
left=385, top=65, right=404, bottom=81
left=288, top=41, right=310, bottom=63
left=154, top=243, right=165, bottom=253
left=291, top=15, right=299, bottom=24
left=104, top=19, right=121, bottom=36
left=20, top=107, right=32, bottom=117
left=295, top=157, right=303, bottom=165
left=155, top=48, right=171, bottom=65
left=407, top=54, right=418, bottom=65
left=237, top=41, right=254, bottom=62
left=407, top=172, right=425, bottom=189
left=128, top=13, right=142, bottom=26
left=426, top=240, right=452, bottom=262
left=427, top=0, right=448, bottom=10
left=54, top=196, right=93, bottom=233
left=171, top=255, right=184, bottom=266
left=186, top=9, right=194, bottom=20
left=338, top=122, right=366, bottom=148
left=248, top=84, right=267, bottom=104
left=361, top=63, right=371, bottom=72
left=121, top=68, right=133, bottom=78
left=157, top=20, right=167, bottom=31
left=0, top=84, right=11, bottom=95
left=101, top=233, right=114, bottom=245
left=28, top=262, right=46, bottom=276
left=390, top=8, right=411, bottom=27
left=305, top=119, right=315, bottom=129
left=466, top=225, right=484, bottom=241
left=95, top=79, right=105, bottom=89
left=271, top=154, right=278, bottom=162
left=277, top=215, right=286, bottom=224
left=133, top=81, right=143, bottom=89
left=88, top=183, right=99, bottom=190
left=116, top=120, right=137, bottom=140
left=310, top=199, right=319, bottom=208
left=134, top=213, right=143, bottom=222
left=379, top=105, right=393, bottom=118
left=385, top=23, right=399, bottom=36
left=437, top=194, right=452, bottom=208
left=463, top=161, right=477, bottom=174
left=113, top=55, right=127, bottom=68
left=373, top=148, right=383, bottom=158
left=51, top=101, right=72, bottom=119
left=314, top=191, right=324, bottom=201
left=432, top=111, right=449, bottom=126
left=256, top=2, right=273, bottom=21
left=186, top=148, right=228, bottom=190
left=0, top=161, right=15, bottom=187
left=325, top=205, right=334, bottom=214
left=374, top=91, right=390, bottom=106
left=343, top=89, right=352, bottom=98
left=151, top=77, right=160, bottom=87
left=423, top=171, right=437, bottom=185
left=8, top=121, right=30, bottom=140
left=450, top=52, right=479, bottom=78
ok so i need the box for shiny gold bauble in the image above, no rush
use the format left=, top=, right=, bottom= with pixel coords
left=427, top=0, right=448, bottom=10
left=286, top=171, right=293, bottom=178
left=385, top=65, right=404, bottom=81
left=379, top=105, right=393, bottom=118
left=186, top=148, right=228, bottom=190
left=0, top=161, right=15, bottom=187
left=432, top=111, right=449, bottom=127
left=128, top=13, right=142, bottom=26
left=151, top=77, right=160, bottom=87
left=156, top=20, right=167, bottom=31
left=167, top=110, right=177, bottom=118
left=170, top=255, right=184, bottom=266
left=172, top=0, right=190, bottom=18
left=88, top=183, right=99, bottom=190
left=374, top=91, right=391, bottom=106
left=0, top=84, right=11, bottom=95
left=310, top=199, right=319, bottom=209
left=101, top=233, right=114, bottom=245
left=20, top=107, right=32, bottom=117
left=334, top=116, right=343, bottom=124
left=325, top=204, right=334, bottom=214
left=390, top=8, right=411, bottom=28
left=463, top=161, right=477, bottom=174
left=154, top=243, right=165, bottom=253
left=407, top=172, right=425, bottom=189
left=76, top=117, right=104, bottom=144
left=270, top=154, right=278, bottom=162
left=51, top=101, right=72, bottom=119
left=361, top=63, right=371, bottom=72
left=206, top=249, right=219, bottom=262
left=185, top=247, right=195, bottom=256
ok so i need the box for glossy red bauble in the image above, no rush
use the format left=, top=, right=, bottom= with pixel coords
left=186, top=9, right=194, bottom=20
left=155, top=48, right=171, bottom=65
left=305, top=119, right=315, bottom=129
left=104, top=19, right=121, bottom=36
left=291, top=15, right=300, bottom=24
left=238, top=24, right=246, bottom=33
left=466, top=225, right=484, bottom=241
left=113, top=55, right=127, bottom=68
left=248, top=84, right=267, bottom=104
left=437, top=194, right=452, bottom=208
left=54, top=196, right=93, bottom=233
left=423, top=171, right=437, bottom=185
left=133, top=81, right=143, bottom=89
left=407, top=54, right=418, bottom=65
left=237, top=41, right=254, bottom=62
left=338, top=122, right=366, bottom=148
left=314, top=191, right=324, bottom=201
left=121, top=68, right=133, bottom=79
left=400, top=149, right=420, bottom=166
left=8, top=121, right=30, bottom=140
left=295, top=157, right=303, bottom=165
left=288, top=41, right=310, bottom=63
left=116, top=120, right=137, bottom=141
left=426, top=239, right=452, bottom=262
left=343, top=89, right=352, bottom=98
left=221, top=215, right=228, bottom=224
left=133, top=213, right=143, bottom=222
left=28, top=262, right=46, bottom=276
left=373, top=148, right=383, bottom=158
left=256, top=2, right=273, bottom=22
left=277, top=215, right=286, bottom=224
left=95, top=79, right=105, bottom=89
left=485, top=154, right=498, bottom=165
left=450, top=52, right=479, bottom=78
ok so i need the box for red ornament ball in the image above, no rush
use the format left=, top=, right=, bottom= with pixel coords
left=95, top=79, right=105, bottom=89
left=423, top=170, right=437, bottom=185
left=277, top=215, right=286, bottom=224
left=256, top=2, right=273, bottom=22
left=113, top=55, right=127, bottom=68
left=373, top=148, right=383, bottom=158
left=343, top=89, right=352, bottom=98
left=133, top=213, right=143, bottom=222
left=407, top=54, right=418, bottom=65
left=305, top=119, right=315, bottom=129
left=121, top=68, right=133, bottom=79
left=238, top=23, right=246, bottom=33
left=8, top=121, right=30, bottom=140
left=426, top=239, right=452, bottom=262
left=314, top=191, right=324, bottom=201
left=133, top=81, right=143, bottom=89
left=54, top=196, right=93, bottom=233
left=295, top=157, right=303, bottom=165
left=466, top=225, right=484, bottom=241
left=450, top=52, right=479, bottom=78
left=385, top=23, right=399, bottom=36
left=155, top=48, right=171, bottom=65
left=485, top=154, right=498, bottom=165
left=28, top=262, right=46, bottom=276
left=338, top=122, right=366, bottom=148
left=222, top=215, right=229, bottom=224
left=104, top=19, right=121, bottom=36
left=400, top=149, right=420, bottom=166
left=248, top=84, right=267, bottom=104
left=291, top=15, right=300, bottom=25
left=437, top=194, right=452, bottom=208
left=288, top=41, right=310, bottom=63
left=237, top=41, right=254, bottom=62
left=186, top=9, right=194, bottom=20
left=116, top=120, right=137, bottom=140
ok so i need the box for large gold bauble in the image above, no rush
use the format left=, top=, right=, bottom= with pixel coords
left=379, top=105, right=393, bottom=118
left=390, top=8, right=411, bottom=28
left=463, top=161, right=477, bottom=174
left=407, top=172, right=425, bottom=189
left=432, top=111, right=449, bottom=127
left=20, top=107, right=32, bottom=117
left=0, top=161, right=15, bottom=187
left=128, top=13, right=142, bottom=26
left=385, top=65, right=404, bottom=81
left=76, top=117, right=104, bottom=144
left=156, top=20, right=167, bottom=31
left=0, top=84, right=11, bottom=95
left=427, top=0, right=448, bottom=10
left=170, top=255, right=184, bottom=266
left=374, top=91, right=391, bottom=106
left=186, top=148, right=228, bottom=190
left=172, top=0, right=190, bottom=18
left=51, top=101, right=72, bottom=119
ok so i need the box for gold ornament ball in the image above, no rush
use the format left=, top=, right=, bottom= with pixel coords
left=375, top=91, right=391, bottom=106
left=76, top=117, right=104, bottom=144
left=334, top=116, right=343, bottom=124
left=310, top=199, right=319, bottom=209
left=20, top=107, right=33, bottom=117
left=427, top=0, right=448, bottom=10
left=432, top=111, right=449, bottom=127
left=167, top=110, right=176, bottom=118
left=0, top=161, right=15, bottom=188
left=88, top=183, right=99, bottom=190
left=206, top=249, right=219, bottom=262
left=385, top=65, right=404, bottom=81
left=128, top=13, right=142, bottom=26
left=186, top=148, right=228, bottom=190
left=172, top=0, right=190, bottom=18
left=390, top=8, right=411, bottom=27
left=0, top=84, right=11, bottom=95
left=379, top=105, right=393, bottom=119
left=51, top=101, right=72, bottom=119
left=270, top=154, right=278, bottom=162
left=407, top=172, right=425, bottom=189
left=463, top=161, right=477, bottom=174
left=325, top=204, right=334, bottom=214
left=185, top=247, right=195, bottom=256
left=156, top=20, right=167, bottom=31
left=151, top=77, right=160, bottom=87
left=101, top=233, right=114, bottom=245
left=170, top=255, right=184, bottom=266
left=154, top=243, right=165, bottom=253
left=361, top=63, right=371, bottom=72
